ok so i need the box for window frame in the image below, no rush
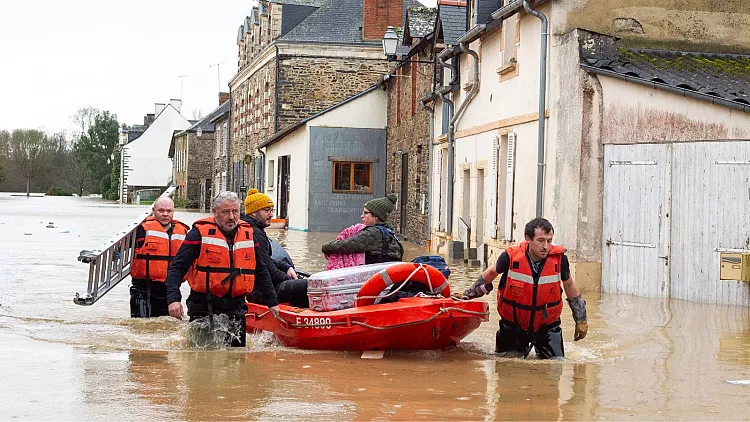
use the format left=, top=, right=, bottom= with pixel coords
left=331, top=161, right=374, bottom=194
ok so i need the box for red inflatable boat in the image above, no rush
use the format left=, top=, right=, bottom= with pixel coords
left=245, top=262, right=490, bottom=350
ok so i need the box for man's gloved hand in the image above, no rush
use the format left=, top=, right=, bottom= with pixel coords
left=567, top=295, right=588, bottom=341
left=463, top=275, right=493, bottom=299
left=574, top=321, right=588, bottom=341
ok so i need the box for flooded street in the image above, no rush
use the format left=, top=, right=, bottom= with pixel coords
left=2, top=194, right=750, bottom=420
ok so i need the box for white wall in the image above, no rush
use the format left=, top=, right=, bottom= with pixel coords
left=263, top=88, right=388, bottom=231
left=265, top=127, right=309, bottom=230
left=599, top=77, right=750, bottom=141
left=122, top=105, right=190, bottom=187
left=311, top=87, right=387, bottom=128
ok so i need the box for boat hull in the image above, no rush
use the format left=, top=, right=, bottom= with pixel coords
left=246, top=297, right=489, bottom=350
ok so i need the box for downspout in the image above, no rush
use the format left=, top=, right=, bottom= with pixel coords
left=227, top=91, right=232, bottom=193
left=524, top=0, right=549, bottom=218
left=450, top=36, right=481, bottom=244
left=437, top=48, right=456, bottom=236
left=420, top=92, right=436, bottom=251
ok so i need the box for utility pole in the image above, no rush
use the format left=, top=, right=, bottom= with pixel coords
left=210, top=60, right=229, bottom=93
left=210, top=62, right=222, bottom=93
left=179, top=74, right=189, bottom=100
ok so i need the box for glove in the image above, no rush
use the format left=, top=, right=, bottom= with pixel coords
left=567, top=295, right=588, bottom=341
left=574, top=322, right=588, bottom=341
left=463, top=275, right=493, bottom=299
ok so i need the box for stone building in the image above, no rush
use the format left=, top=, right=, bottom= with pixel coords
left=228, top=0, right=422, bottom=209
left=383, top=5, right=437, bottom=246
left=210, top=93, right=231, bottom=202
left=169, top=95, right=230, bottom=209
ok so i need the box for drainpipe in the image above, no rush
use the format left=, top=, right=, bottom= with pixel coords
left=226, top=91, right=232, bottom=193
left=524, top=0, right=549, bottom=218
left=437, top=47, right=456, bottom=236
left=420, top=92, right=437, bottom=250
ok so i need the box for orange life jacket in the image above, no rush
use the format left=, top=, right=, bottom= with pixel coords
left=187, top=217, right=257, bottom=298
left=497, top=242, right=566, bottom=332
left=131, top=217, right=189, bottom=282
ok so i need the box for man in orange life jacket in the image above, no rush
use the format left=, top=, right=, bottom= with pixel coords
left=463, top=218, right=588, bottom=358
left=130, top=196, right=189, bottom=318
left=165, top=191, right=280, bottom=347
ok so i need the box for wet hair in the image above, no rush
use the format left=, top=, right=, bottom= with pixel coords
left=213, top=191, right=240, bottom=209
left=524, top=218, right=554, bottom=238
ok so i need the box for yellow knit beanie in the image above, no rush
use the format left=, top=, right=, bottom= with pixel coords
left=244, top=188, right=274, bottom=215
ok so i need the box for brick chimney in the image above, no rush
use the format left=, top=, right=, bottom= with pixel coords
left=362, top=0, right=404, bottom=41
left=219, top=92, right=230, bottom=105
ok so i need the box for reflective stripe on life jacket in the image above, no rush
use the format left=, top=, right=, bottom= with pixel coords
left=131, top=217, right=190, bottom=282
left=497, top=241, right=566, bottom=333
left=187, top=217, right=257, bottom=298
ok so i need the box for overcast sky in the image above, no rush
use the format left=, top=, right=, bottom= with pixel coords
left=0, top=0, right=436, bottom=136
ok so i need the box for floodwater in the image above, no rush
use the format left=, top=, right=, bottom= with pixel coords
left=1, top=194, right=750, bottom=420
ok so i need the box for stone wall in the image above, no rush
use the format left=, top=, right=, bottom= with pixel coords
left=385, top=59, right=433, bottom=246
left=561, top=0, right=750, bottom=54
left=231, top=59, right=277, bottom=191
left=187, top=133, right=215, bottom=208
left=276, top=56, right=389, bottom=130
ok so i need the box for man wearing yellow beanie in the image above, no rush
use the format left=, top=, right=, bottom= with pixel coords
left=242, top=189, right=308, bottom=308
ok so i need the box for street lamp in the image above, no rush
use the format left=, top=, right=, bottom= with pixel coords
left=382, top=26, right=398, bottom=59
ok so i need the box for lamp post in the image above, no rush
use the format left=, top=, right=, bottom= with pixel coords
left=382, top=26, right=399, bottom=59
left=382, top=26, right=434, bottom=64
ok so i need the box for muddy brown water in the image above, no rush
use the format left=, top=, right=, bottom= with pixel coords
left=1, top=194, right=750, bottom=420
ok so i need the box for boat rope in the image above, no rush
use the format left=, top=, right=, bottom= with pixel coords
left=356, top=263, right=435, bottom=301
left=253, top=306, right=489, bottom=330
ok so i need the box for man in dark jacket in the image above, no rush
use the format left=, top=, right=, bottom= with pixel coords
left=321, top=193, right=404, bottom=263
left=165, top=191, right=279, bottom=347
left=242, top=188, right=308, bottom=308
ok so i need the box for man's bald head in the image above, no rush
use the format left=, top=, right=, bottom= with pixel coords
left=152, top=196, right=175, bottom=227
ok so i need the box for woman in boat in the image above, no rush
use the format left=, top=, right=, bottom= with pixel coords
left=321, top=193, right=404, bottom=264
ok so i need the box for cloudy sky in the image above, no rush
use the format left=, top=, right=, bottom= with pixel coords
left=0, top=0, right=437, bottom=136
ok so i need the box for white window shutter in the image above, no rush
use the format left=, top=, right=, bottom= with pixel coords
left=504, top=132, right=516, bottom=241
left=488, top=137, right=499, bottom=239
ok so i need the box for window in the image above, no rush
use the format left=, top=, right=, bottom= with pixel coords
left=268, top=160, right=275, bottom=187
left=332, top=162, right=373, bottom=193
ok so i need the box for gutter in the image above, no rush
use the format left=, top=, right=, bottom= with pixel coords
left=581, top=64, right=750, bottom=113
left=524, top=0, right=549, bottom=218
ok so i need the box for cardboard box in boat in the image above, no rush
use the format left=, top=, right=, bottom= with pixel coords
left=307, top=262, right=400, bottom=312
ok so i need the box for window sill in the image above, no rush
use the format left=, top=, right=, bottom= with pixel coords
left=496, top=62, right=517, bottom=76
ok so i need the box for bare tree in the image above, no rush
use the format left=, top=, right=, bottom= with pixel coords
left=191, top=109, right=204, bottom=120
left=9, top=129, right=50, bottom=196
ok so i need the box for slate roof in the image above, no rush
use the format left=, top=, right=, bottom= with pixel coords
left=177, top=101, right=231, bottom=136
left=407, top=6, right=436, bottom=39
left=280, top=0, right=426, bottom=44
left=438, top=4, right=466, bottom=45
left=280, top=0, right=367, bottom=44
left=275, top=0, right=326, bottom=6
left=582, top=49, right=750, bottom=108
